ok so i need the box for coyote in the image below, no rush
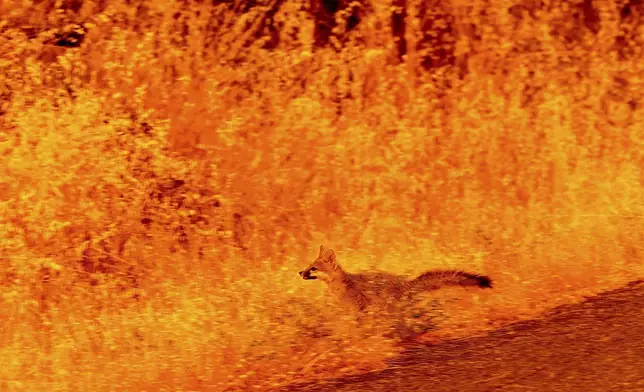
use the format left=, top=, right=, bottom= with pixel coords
left=299, top=245, right=492, bottom=312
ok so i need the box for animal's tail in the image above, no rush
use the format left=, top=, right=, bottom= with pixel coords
left=409, top=270, right=492, bottom=293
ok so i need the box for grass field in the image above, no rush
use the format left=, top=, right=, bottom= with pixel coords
left=1, top=0, right=643, bottom=390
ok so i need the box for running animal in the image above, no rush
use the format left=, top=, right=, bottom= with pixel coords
left=299, top=245, right=492, bottom=312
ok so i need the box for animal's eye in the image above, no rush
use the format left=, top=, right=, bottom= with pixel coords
left=310, top=267, right=317, bottom=271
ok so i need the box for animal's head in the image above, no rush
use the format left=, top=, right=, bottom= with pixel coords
left=299, top=245, right=343, bottom=282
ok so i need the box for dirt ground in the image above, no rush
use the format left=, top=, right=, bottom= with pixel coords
left=282, top=280, right=644, bottom=392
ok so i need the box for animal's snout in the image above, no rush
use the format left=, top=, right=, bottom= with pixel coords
left=299, top=269, right=316, bottom=280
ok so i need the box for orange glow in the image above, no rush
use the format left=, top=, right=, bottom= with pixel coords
left=0, top=0, right=643, bottom=390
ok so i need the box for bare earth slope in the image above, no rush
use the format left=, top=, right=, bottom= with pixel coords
left=282, top=280, right=644, bottom=392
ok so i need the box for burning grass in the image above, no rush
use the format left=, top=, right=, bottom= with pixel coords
left=0, top=0, right=643, bottom=390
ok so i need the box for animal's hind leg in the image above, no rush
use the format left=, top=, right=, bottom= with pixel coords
left=377, top=301, right=416, bottom=341
left=388, top=297, right=430, bottom=342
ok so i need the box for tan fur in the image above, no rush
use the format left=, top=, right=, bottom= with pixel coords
left=299, top=245, right=492, bottom=312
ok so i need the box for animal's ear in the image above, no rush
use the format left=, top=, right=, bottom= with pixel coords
left=319, top=245, right=325, bottom=257
left=326, top=249, right=336, bottom=261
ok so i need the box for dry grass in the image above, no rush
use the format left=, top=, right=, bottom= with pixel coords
left=1, top=0, right=643, bottom=390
